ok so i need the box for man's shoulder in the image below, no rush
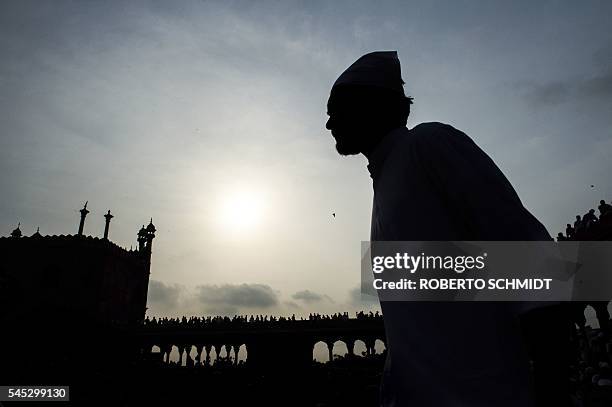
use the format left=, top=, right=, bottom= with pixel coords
left=402, top=122, right=470, bottom=150
left=409, top=122, right=464, bottom=138
left=381, top=122, right=473, bottom=166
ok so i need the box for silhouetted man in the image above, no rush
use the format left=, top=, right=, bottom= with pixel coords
left=326, top=51, right=570, bottom=407
left=566, top=223, right=574, bottom=239
left=598, top=199, right=612, bottom=218
left=583, top=209, right=597, bottom=228
left=574, top=214, right=583, bottom=233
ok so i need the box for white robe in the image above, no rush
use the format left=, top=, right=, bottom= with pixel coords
left=370, top=123, right=551, bottom=407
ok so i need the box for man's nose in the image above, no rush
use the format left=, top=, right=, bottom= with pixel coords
left=326, top=117, right=332, bottom=130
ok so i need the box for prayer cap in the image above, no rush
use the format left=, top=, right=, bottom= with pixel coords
left=332, top=51, right=406, bottom=96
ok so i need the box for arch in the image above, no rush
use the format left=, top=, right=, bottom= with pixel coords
left=218, top=345, right=228, bottom=360
left=188, top=345, right=198, bottom=366
left=584, top=302, right=612, bottom=329
left=168, top=345, right=180, bottom=364
left=374, top=339, right=386, bottom=355
left=313, top=341, right=330, bottom=363
left=226, top=344, right=239, bottom=365
left=237, top=344, right=248, bottom=364
left=209, top=345, right=218, bottom=365
left=332, top=340, right=348, bottom=360
left=179, top=345, right=188, bottom=366
left=353, top=340, right=367, bottom=357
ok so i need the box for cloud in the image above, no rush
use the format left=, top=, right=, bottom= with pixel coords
left=577, top=69, right=612, bottom=100
left=146, top=282, right=284, bottom=317
left=194, top=283, right=279, bottom=315
left=198, top=304, right=241, bottom=317
left=526, top=81, right=571, bottom=106
left=291, top=289, right=333, bottom=303
left=147, top=280, right=182, bottom=310
left=283, top=300, right=301, bottom=309
left=525, top=66, right=612, bottom=106
left=348, top=286, right=379, bottom=307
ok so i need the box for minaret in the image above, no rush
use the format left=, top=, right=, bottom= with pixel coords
left=137, top=225, right=147, bottom=251
left=145, top=218, right=156, bottom=253
left=135, top=219, right=156, bottom=325
left=78, top=201, right=89, bottom=236
left=103, top=210, right=114, bottom=240
left=10, top=223, right=22, bottom=238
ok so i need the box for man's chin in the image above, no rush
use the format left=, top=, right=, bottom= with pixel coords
left=335, top=142, right=361, bottom=156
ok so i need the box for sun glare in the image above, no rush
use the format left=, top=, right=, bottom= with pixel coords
left=218, top=188, right=265, bottom=234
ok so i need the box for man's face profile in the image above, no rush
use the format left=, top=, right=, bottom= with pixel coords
left=326, top=87, right=374, bottom=156
left=326, top=85, right=408, bottom=156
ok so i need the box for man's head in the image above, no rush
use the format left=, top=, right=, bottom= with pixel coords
left=327, top=85, right=412, bottom=155
left=326, top=51, right=413, bottom=156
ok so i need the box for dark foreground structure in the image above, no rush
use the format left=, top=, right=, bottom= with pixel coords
left=138, top=314, right=385, bottom=369
left=1, top=202, right=612, bottom=406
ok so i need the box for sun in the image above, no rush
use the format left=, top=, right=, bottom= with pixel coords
left=218, top=188, right=265, bottom=234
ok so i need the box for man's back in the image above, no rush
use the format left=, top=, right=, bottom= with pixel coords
left=369, top=122, right=551, bottom=241
left=370, top=123, right=551, bottom=406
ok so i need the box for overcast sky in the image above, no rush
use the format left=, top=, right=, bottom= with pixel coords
left=2, top=1, right=611, bottom=318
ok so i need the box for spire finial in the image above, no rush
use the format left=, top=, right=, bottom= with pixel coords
left=78, top=201, right=90, bottom=235
left=10, top=223, right=22, bottom=238
left=103, top=210, right=114, bottom=240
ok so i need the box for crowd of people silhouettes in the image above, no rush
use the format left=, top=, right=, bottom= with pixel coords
left=558, top=199, right=612, bottom=241
left=143, top=311, right=383, bottom=329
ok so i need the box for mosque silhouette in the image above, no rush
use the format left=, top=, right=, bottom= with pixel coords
left=1, top=200, right=611, bottom=406
left=2, top=202, right=154, bottom=327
